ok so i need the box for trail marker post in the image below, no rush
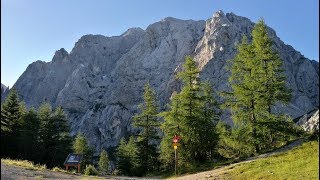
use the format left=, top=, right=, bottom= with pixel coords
left=172, top=135, right=181, bottom=176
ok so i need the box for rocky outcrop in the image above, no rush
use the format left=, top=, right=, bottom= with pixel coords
left=296, top=109, right=319, bottom=133
left=1, top=83, right=9, bottom=103
left=8, top=10, right=319, bottom=154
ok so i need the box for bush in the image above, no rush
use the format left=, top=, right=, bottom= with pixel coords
left=52, top=167, right=67, bottom=173
left=84, top=165, right=99, bottom=176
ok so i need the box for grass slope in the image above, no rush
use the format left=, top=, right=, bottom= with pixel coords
left=221, top=140, right=319, bottom=179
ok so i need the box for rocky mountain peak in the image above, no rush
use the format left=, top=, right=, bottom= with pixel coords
left=52, top=48, right=69, bottom=62
left=121, top=27, right=145, bottom=37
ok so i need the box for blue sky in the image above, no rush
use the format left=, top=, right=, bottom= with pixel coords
left=1, top=0, right=319, bottom=87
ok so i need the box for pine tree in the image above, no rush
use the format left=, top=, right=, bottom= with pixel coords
left=73, top=133, right=93, bottom=169
left=133, top=83, right=160, bottom=173
left=116, top=137, right=140, bottom=176
left=98, top=149, right=109, bottom=174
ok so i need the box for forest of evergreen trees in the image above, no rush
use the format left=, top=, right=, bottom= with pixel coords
left=1, top=20, right=303, bottom=176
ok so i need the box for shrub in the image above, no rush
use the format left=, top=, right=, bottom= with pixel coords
left=52, top=167, right=67, bottom=173
left=84, top=165, right=99, bottom=176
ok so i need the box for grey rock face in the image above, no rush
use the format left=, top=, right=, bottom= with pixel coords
left=1, top=83, right=9, bottom=103
left=11, top=11, right=319, bottom=154
left=297, top=109, right=319, bottom=133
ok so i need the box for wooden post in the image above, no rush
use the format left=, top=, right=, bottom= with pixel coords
left=175, top=148, right=177, bottom=176
left=66, top=165, right=69, bottom=171
left=78, top=164, right=81, bottom=173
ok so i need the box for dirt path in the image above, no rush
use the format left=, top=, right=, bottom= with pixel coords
left=1, top=163, right=83, bottom=180
left=1, top=163, right=160, bottom=180
left=169, top=138, right=306, bottom=180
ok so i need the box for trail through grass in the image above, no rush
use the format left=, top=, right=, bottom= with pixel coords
left=221, top=140, right=319, bottom=179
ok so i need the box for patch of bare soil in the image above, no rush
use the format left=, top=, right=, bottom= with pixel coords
left=1, top=163, right=81, bottom=179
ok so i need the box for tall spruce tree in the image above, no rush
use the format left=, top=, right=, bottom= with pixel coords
left=1, top=88, right=21, bottom=133
left=1, top=88, right=24, bottom=158
left=133, top=83, right=160, bottom=173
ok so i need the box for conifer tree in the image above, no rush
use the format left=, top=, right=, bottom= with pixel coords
left=160, top=56, right=219, bottom=168
left=251, top=20, right=294, bottom=148
left=73, top=133, right=93, bottom=169
left=1, top=88, right=21, bottom=133
left=38, top=103, right=72, bottom=167
left=133, top=83, right=160, bottom=172
left=18, top=108, right=41, bottom=161
left=116, top=137, right=140, bottom=176
left=159, top=94, right=182, bottom=170
left=222, top=19, right=296, bottom=156
left=1, top=88, right=24, bottom=158
left=98, top=149, right=109, bottom=174
left=50, top=106, right=72, bottom=167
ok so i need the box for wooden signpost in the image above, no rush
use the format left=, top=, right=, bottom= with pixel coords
left=172, top=135, right=181, bottom=176
left=64, top=153, right=82, bottom=173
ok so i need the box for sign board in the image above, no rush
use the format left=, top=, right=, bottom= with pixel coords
left=64, top=153, right=82, bottom=165
left=172, top=142, right=180, bottom=147
left=172, top=135, right=181, bottom=143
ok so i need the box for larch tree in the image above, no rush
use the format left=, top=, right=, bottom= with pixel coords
left=160, top=56, right=219, bottom=169
left=98, top=149, right=109, bottom=174
left=133, top=83, right=160, bottom=173
left=73, top=133, right=93, bottom=170
left=221, top=19, right=296, bottom=157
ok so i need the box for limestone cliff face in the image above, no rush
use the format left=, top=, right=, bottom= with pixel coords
left=9, top=11, right=319, bottom=154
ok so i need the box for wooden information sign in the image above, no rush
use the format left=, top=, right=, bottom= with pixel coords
left=64, top=153, right=82, bottom=173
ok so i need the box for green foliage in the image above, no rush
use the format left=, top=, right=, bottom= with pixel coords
left=1, top=88, right=24, bottom=158
left=98, top=149, right=109, bottom=174
left=84, top=165, right=99, bottom=176
left=17, top=108, right=41, bottom=161
left=1, top=88, right=21, bottom=133
left=133, top=83, right=161, bottom=173
left=37, top=103, right=72, bottom=168
left=216, top=121, right=255, bottom=159
left=116, top=137, right=141, bottom=176
left=222, top=19, right=296, bottom=157
left=73, top=133, right=94, bottom=170
left=1, top=88, right=71, bottom=168
left=160, top=56, right=220, bottom=170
